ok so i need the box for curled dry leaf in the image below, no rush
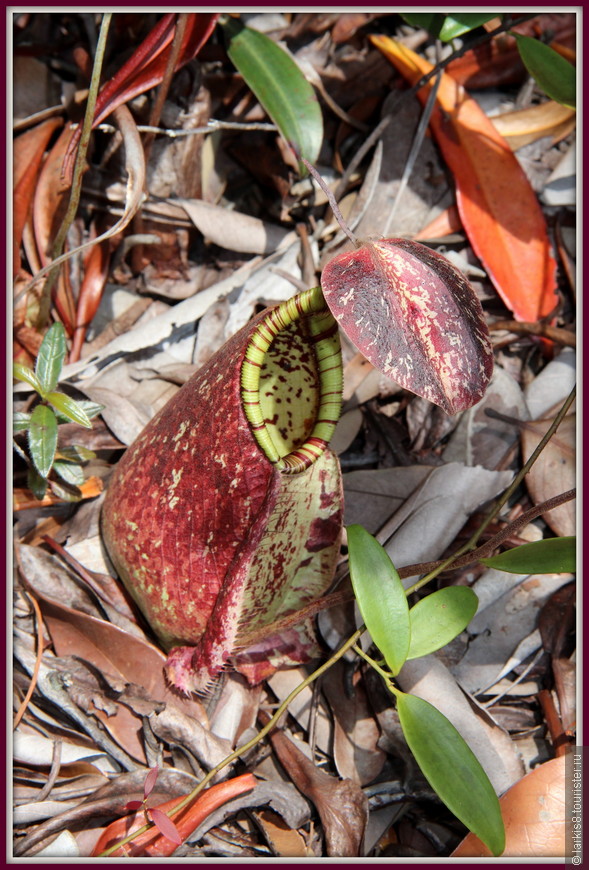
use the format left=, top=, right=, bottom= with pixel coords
left=265, top=722, right=368, bottom=857
left=23, top=105, right=145, bottom=296
left=521, top=413, right=576, bottom=537
left=13, top=117, right=63, bottom=276
left=32, top=591, right=207, bottom=763
left=322, top=661, right=387, bottom=786
left=452, top=756, right=567, bottom=857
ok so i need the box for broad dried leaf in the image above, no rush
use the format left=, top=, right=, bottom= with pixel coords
left=254, top=809, right=309, bottom=858
left=371, top=36, right=558, bottom=322
left=178, top=199, right=291, bottom=254
left=267, top=726, right=368, bottom=857
left=521, top=414, right=576, bottom=537
left=33, top=592, right=206, bottom=760
left=452, top=756, right=567, bottom=857
left=492, top=100, right=576, bottom=151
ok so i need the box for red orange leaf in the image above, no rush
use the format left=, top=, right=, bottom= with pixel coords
left=13, top=117, right=63, bottom=276
left=92, top=773, right=257, bottom=857
left=64, top=13, right=218, bottom=177
left=370, top=36, right=558, bottom=323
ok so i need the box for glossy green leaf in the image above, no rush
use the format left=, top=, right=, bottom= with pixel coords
left=439, top=14, right=499, bottom=42
left=223, top=18, right=323, bottom=174
left=53, top=460, right=86, bottom=486
left=480, top=537, right=575, bottom=574
left=35, top=322, right=67, bottom=395
left=347, top=524, right=410, bottom=675
left=407, top=587, right=478, bottom=660
left=13, top=362, right=43, bottom=394
left=46, top=392, right=93, bottom=428
left=395, top=691, right=505, bottom=855
left=13, top=412, right=32, bottom=432
left=514, top=34, right=576, bottom=108
left=27, top=466, right=48, bottom=500
left=53, top=400, right=104, bottom=425
left=401, top=13, right=445, bottom=38
left=28, top=405, right=58, bottom=478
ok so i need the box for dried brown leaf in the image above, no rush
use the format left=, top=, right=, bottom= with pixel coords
left=521, top=414, right=576, bottom=536
left=267, top=725, right=368, bottom=856
left=322, top=662, right=386, bottom=786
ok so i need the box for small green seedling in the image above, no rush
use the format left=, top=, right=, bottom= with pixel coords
left=13, top=323, right=103, bottom=500
left=347, top=524, right=505, bottom=856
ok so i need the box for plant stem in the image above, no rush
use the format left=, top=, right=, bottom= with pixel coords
left=35, top=12, right=112, bottom=330
left=98, top=626, right=364, bottom=857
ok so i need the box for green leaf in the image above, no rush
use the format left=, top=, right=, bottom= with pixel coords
left=395, top=691, right=505, bottom=855
left=514, top=34, right=576, bottom=108
left=28, top=405, right=58, bottom=478
left=222, top=18, right=323, bottom=174
left=13, top=412, right=32, bottom=432
left=77, top=400, right=104, bottom=420
left=27, top=466, right=48, bottom=500
left=48, top=478, right=83, bottom=503
left=439, top=14, right=499, bottom=42
left=53, top=400, right=104, bottom=425
left=407, top=587, right=478, bottom=660
left=13, top=362, right=43, bottom=394
left=347, top=525, right=410, bottom=675
left=56, top=445, right=96, bottom=463
left=35, top=323, right=67, bottom=395
left=46, top=392, right=93, bottom=428
left=401, top=13, right=445, bottom=38
left=53, top=460, right=86, bottom=486
left=480, top=537, right=576, bottom=574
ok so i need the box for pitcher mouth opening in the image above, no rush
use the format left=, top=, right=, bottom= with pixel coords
left=240, top=287, right=343, bottom=474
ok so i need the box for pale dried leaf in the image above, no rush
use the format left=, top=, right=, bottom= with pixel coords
left=453, top=572, right=573, bottom=693
left=179, top=198, right=293, bottom=254
left=376, top=464, right=514, bottom=581
left=443, top=365, right=530, bottom=468
left=322, top=662, right=386, bottom=786
left=521, top=414, right=576, bottom=537
left=397, top=656, right=524, bottom=794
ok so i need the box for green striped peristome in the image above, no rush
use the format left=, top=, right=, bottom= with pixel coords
left=240, top=286, right=343, bottom=473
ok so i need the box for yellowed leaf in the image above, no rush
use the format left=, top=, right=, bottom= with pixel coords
left=492, top=101, right=576, bottom=151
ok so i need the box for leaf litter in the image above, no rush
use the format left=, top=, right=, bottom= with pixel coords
left=12, top=11, right=576, bottom=859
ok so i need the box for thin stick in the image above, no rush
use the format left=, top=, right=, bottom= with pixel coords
left=13, top=591, right=45, bottom=730
left=301, top=157, right=359, bottom=248
left=382, top=69, right=441, bottom=237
